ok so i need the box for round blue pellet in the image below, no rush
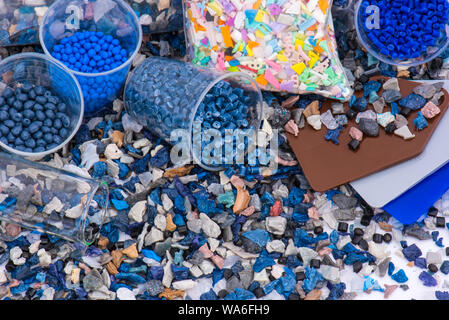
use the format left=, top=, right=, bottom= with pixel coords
left=0, top=125, right=9, bottom=135
left=53, top=135, right=63, bottom=145
left=22, top=83, right=33, bottom=92
left=7, top=132, right=15, bottom=143
left=43, top=133, right=53, bottom=143
left=12, top=113, right=22, bottom=122
left=33, top=104, right=44, bottom=112
left=53, top=119, right=62, bottom=129
left=11, top=125, right=22, bottom=136
left=20, top=131, right=30, bottom=141
left=25, top=139, right=36, bottom=149
left=45, top=110, right=56, bottom=119
left=36, top=139, right=46, bottom=147
left=23, top=109, right=35, bottom=119
left=34, top=86, right=45, bottom=96
left=33, top=131, right=43, bottom=140
left=14, top=137, right=24, bottom=146
left=43, top=119, right=53, bottom=127
left=36, top=111, right=45, bottom=121
left=34, top=146, right=46, bottom=152
left=23, top=118, right=32, bottom=127
left=60, top=128, right=69, bottom=137
left=0, top=137, right=7, bottom=145
left=29, top=122, right=42, bottom=133
left=4, top=120, right=14, bottom=128
left=35, top=96, right=46, bottom=104
left=2, top=87, right=13, bottom=98
left=12, top=101, right=23, bottom=110
left=0, top=110, right=8, bottom=121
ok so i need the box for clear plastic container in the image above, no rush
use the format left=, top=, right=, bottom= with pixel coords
left=39, top=0, right=142, bottom=116
left=355, top=0, right=449, bottom=67
left=0, top=152, right=109, bottom=245
left=1, top=0, right=183, bottom=47
left=124, top=57, right=263, bottom=170
left=0, top=52, right=83, bottom=158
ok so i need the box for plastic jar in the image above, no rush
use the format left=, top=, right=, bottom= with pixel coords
left=124, top=57, right=263, bottom=170
left=39, top=0, right=142, bottom=116
left=0, top=52, right=83, bottom=158
left=0, top=152, right=109, bottom=245
left=355, top=0, right=449, bottom=67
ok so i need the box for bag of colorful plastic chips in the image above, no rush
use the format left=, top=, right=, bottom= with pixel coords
left=183, top=0, right=353, bottom=101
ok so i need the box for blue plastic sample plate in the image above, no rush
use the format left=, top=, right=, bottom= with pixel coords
left=383, top=161, right=449, bottom=225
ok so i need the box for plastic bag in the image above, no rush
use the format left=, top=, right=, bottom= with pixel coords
left=0, top=0, right=184, bottom=46
left=183, top=0, right=353, bottom=101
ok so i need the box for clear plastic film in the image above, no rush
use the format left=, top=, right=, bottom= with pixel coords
left=183, top=0, right=353, bottom=101
left=0, top=152, right=109, bottom=245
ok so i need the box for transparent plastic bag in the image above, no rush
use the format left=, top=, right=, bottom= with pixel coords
left=183, top=0, right=353, bottom=101
left=0, top=0, right=184, bottom=46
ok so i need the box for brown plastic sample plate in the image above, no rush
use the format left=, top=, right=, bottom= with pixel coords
left=286, top=77, right=449, bottom=192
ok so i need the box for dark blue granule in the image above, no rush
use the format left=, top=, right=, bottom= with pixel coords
left=130, top=154, right=150, bottom=174
left=115, top=272, right=147, bottom=284
left=262, top=278, right=280, bottom=295
left=344, top=252, right=369, bottom=265
left=74, top=124, right=91, bottom=145
left=399, top=94, right=427, bottom=111
left=363, top=80, right=382, bottom=97
left=123, top=176, right=141, bottom=193
left=436, top=237, right=444, bottom=248
left=432, top=231, right=440, bottom=242
left=148, top=266, right=165, bottom=281
left=293, top=228, right=320, bottom=247
left=388, top=261, right=395, bottom=276
left=253, top=250, right=276, bottom=273
left=391, top=269, right=408, bottom=283
left=325, top=126, right=344, bottom=145
left=414, top=257, right=427, bottom=269
left=212, top=268, right=224, bottom=286
left=326, top=282, right=346, bottom=300
left=170, top=264, right=190, bottom=281
left=286, top=255, right=302, bottom=269
left=402, top=243, right=422, bottom=261
left=234, top=288, right=255, bottom=300
left=92, top=161, right=107, bottom=178
left=436, top=291, right=449, bottom=300
left=440, top=261, right=449, bottom=275
left=200, top=289, right=218, bottom=300
left=84, top=246, right=103, bottom=257
left=109, top=189, right=125, bottom=201
left=419, top=271, right=437, bottom=287
left=351, top=96, right=367, bottom=112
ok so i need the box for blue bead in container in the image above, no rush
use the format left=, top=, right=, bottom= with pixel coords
left=355, top=0, right=449, bottom=67
left=39, top=0, right=142, bottom=116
